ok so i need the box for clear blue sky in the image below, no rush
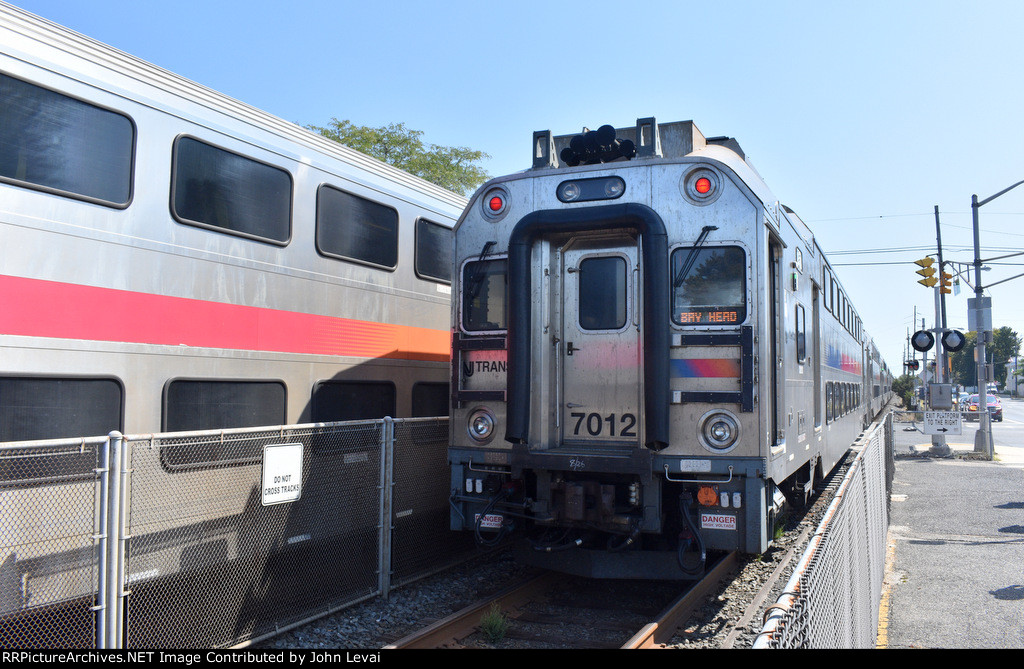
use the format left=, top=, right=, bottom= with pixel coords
left=11, top=0, right=1024, bottom=375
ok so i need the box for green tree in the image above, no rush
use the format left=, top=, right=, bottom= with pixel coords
left=307, top=119, right=490, bottom=195
left=892, top=373, right=917, bottom=409
left=948, top=331, right=978, bottom=388
left=948, top=326, right=1021, bottom=388
left=991, top=326, right=1022, bottom=387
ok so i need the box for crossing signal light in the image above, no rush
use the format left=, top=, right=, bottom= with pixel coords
left=942, top=329, right=966, bottom=352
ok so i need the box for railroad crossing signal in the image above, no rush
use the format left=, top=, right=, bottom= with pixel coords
left=911, top=330, right=935, bottom=352
left=914, top=257, right=937, bottom=287
left=942, top=329, right=966, bottom=352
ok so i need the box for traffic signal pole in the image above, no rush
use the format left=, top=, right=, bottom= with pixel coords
left=932, top=207, right=950, bottom=456
left=912, top=211, right=961, bottom=457
left=935, top=207, right=950, bottom=374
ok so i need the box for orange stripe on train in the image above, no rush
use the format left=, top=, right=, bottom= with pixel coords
left=0, top=274, right=449, bottom=362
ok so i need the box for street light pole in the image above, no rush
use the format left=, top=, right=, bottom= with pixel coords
left=971, top=178, right=1024, bottom=460
left=972, top=194, right=992, bottom=459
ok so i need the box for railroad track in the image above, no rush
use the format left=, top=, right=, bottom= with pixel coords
left=386, top=552, right=740, bottom=649
left=270, top=450, right=852, bottom=650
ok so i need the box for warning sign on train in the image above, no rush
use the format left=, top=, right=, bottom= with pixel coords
left=923, top=411, right=962, bottom=436
left=262, top=443, right=303, bottom=505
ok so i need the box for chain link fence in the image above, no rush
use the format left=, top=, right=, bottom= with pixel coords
left=754, top=412, right=894, bottom=648
left=0, top=418, right=475, bottom=649
left=0, top=437, right=107, bottom=648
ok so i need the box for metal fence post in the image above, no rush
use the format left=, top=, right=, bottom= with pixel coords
left=99, top=431, right=126, bottom=649
left=96, top=434, right=112, bottom=649
left=379, top=418, right=395, bottom=599
left=114, top=432, right=130, bottom=649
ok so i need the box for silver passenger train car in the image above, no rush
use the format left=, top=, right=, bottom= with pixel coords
left=448, top=118, right=893, bottom=578
left=0, top=4, right=465, bottom=644
left=0, top=3, right=465, bottom=442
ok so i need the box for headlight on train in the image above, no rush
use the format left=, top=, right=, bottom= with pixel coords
left=698, top=410, right=740, bottom=453
left=467, top=408, right=497, bottom=444
left=556, top=176, right=626, bottom=203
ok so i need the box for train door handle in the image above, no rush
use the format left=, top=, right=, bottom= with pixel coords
left=567, top=341, right=580, bottom=356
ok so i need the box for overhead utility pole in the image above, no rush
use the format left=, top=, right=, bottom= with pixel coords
left=971, top=178, right=1024, bottom=460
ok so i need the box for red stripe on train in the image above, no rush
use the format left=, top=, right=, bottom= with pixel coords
left=0, top=275, right=449, bottom=361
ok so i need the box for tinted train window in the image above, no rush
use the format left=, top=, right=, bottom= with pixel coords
left=311, top=381, right=396, bottom=422
left=0, top=73, right=133, bottom=205
left=317, top=185, right=398, bottom=269
left=412, top=382, right=449, bottom=417
left=415, top=218, right=452, bottom=283
left=579, top=256, right=627, bottom=330
left=163, top=380, right=286, bottom=433
left=171, top=136, right=292, bottom=244
left=671, top=246, right=746, bottom=325
left=462, top=258, right=507, bottom=332
left=796, top=304, right=806, bottom=362
left=0, top=376, right=123, bottom=442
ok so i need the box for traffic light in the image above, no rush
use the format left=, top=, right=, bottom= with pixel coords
left=914, top=257, right=937, bottom=287
left=940, top=269, right=953, bottom=294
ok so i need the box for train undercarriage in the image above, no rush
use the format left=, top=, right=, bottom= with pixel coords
left=450, top=447, right=796, bottom=579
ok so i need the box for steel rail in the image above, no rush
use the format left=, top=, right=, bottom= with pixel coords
left=384, top=570, right=560, bottom=649
left=621, top=551, right=739, bottom=649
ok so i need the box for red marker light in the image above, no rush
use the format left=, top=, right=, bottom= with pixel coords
left=489, top=195, right=504, bottom=212
left=695, top=177, right=712, bottom=194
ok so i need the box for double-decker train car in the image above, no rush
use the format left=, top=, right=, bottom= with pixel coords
left=0, top=2, right=465, bottom=443
left=447, top=118, right=893, bottom=579
left=0, top=4, right=465, bottom=644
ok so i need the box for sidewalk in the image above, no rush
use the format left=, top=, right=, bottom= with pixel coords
left=879, top=421, right=1024, bottom=648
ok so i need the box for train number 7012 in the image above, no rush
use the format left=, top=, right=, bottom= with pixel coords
left=569, top=412, right=637, bottom=437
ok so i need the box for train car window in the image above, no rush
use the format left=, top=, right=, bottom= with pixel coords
left=316, top=185, right=398, bottom=269
left=412, top=382, right=449, bottom=417
left=311, top=381, right=396, bottom=421
left=579, top=256, right=627, bottom=330
left=822, top=267, right=829, bottom=312
left=171, top=136, right=292, bottom=244
left=826, top=382, right=834, bottom=423
left=671, top=246, right=746, bottom=325
left=163, top=380, right=286, bottom=433
left=796, top=304, right=806, bottom=362
left=0, top=73, right=134, bottom=206
left=415, top=218, right=452, bottom=283
left=462, top=258, right=508, bottom=332
left=0, top=376, right=123, bottom=442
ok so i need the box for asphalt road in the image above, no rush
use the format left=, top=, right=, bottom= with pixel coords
left=883, top=397, right=1024, bottom=648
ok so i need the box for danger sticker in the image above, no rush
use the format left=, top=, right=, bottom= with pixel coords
left=474, top=513, right=503, bottom=529
left=700, top=513, right=737, bottom=531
